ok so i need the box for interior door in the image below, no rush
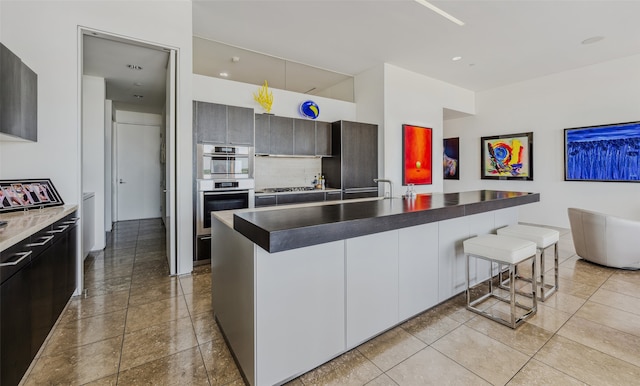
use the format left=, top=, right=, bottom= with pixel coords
left=115, top=123, right=162, bottom=221
left=164, top=50, right=177, bottom=275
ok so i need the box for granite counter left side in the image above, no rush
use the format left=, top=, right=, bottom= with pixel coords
left=0, top=205, right=78, bottom=252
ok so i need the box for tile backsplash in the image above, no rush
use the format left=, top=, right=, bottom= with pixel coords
left=254, top=157, right=322, bottom=189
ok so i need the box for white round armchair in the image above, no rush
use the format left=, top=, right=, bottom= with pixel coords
left=567, top=207, right=640, bottom=270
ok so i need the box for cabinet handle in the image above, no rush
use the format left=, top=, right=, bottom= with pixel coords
left=200, top=236, right=212, bottom=240
left=47, top=224, right=69, bottom=234
left=0, top=251, right=32, bottom=267
left=62, top=217, right=79, bottom=225
left=257, top=195, right=276, bottom=199
left=26, top=235, right=55, bottom=247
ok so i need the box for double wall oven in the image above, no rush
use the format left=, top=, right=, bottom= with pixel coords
left=195, top=144, right=254, bottom=262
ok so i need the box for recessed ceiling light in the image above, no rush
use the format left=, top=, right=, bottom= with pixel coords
left=219, top=72, right=229, bottom=77
left=452, top=56, right=463, bottom=61
left=134, top=82, right=143, bottom=87
left=231, top=56, right=240, bottom=63
left=133, top=94, right=144, bottom=99
left=126, top=64, right=143, bottom=70
left=581, top=36, right=604, bottom=45
left=414, top=0, right=465, bottom=26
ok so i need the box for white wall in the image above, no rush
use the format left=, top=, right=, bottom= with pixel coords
left=104, top=99, right=113, bottom=232
left=193, top=74, right=356, bottom=122
left=444, top=54, right=640, bottom=228
left=82, top=75, right=105, bottom=250
left=354, top=65, right=386, bottom=189
left=0, top=1, right=194, bottom=276
left=355, top=64, right=476, bottom=197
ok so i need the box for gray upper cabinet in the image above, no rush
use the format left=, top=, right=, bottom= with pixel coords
left=194, top=101, right=254, bottom=145
left=293, top=119, right=315, bottom=156
left=194, top=101, right=226, bottom=143
left=255, top=114, right=332, bottom=157
left=254, top=113, right=270, bottom=154
left=269, top=116, right=294, bottom=155
left=315, top=121, right=331, bottom=156
left=227, top=105, right=254, bottom=145
left=1, top=43, right=37, bottom=141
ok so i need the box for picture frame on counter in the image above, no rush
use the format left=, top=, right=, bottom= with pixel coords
left=0, top=178, right=64, bottom=213
left=480, top=132, right=533, bottom=180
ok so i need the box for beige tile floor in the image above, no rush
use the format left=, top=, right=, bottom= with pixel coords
left=19, top=220, right=640, bottom=385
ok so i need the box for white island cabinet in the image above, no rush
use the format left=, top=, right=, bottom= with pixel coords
left=212, top=190, right=538, bottom=385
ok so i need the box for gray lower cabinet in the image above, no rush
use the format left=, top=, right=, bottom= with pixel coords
left=255, top=195, right=277, bottom=207
left=255, top=191, right=340, bottom=207
left=1, top=43, right=37, bottom=141
left=194, top=101, right=254, bottom=145
left=325, top=191, right=342, bottom=201
left=277, top=192, right=324, bottom=205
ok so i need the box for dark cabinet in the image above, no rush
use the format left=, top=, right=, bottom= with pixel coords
left=20, top=64, right=38, bottom=141
left=293, top=119, right=315, bottom=156
left=255, top=113, right=270, bottom=154
left=194, top=101, right=254, bottom=145
left=0, top=212, right=77, bottom=386
left=315, top=121, right=332, bottom=156
left=1, top=43, right=37, bottom=141
left=342, top=122, right=378, bottom=190
left=254, top=114, right=332, bottom=157
left=325, top=191, right=342, bottom=201
left=255, top=195, right=277, bottom=207
left=0, top=240, right=32, bottom=386
left=255, top=191, right=336, bottom=207
left=277, top=192, right=325, bottom=205
left=269, top=116, right=294, bottom=155
left=322, top=121, right=379, bottom=195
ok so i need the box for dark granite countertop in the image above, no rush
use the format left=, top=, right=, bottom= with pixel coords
left=233, top=190, right=539, bottom=253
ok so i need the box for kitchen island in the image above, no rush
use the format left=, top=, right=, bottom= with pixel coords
left=211, top=190, right=539, bottom=386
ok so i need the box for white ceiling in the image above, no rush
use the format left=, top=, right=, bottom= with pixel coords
left=83, top=34, right=169, bottom=114
left=84, top=1, right=640, bottom=115
left=192, top=0, right=640, bottom=92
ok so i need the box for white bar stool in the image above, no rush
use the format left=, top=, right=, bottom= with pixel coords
left=497, top=224, right=560, bottom=301
left=464, top=234, right=538, bottom=329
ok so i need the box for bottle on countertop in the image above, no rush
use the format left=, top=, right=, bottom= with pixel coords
left=321, top=175, right=326, bottom=190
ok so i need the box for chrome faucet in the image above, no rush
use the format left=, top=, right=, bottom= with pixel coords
left=373, top=178, right=393, bottom=199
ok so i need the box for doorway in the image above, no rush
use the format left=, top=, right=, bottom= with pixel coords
left=114, top=123, right=162, bottom=221
left=80, top=29, right=178, bottom=286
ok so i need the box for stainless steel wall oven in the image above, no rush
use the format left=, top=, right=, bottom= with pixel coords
left=197, top=144, right=252, bottom=180
left=195, top=179, right=254, bottom=262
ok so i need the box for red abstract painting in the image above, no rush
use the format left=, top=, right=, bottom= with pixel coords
left=402, top=125, right=432, bottom=185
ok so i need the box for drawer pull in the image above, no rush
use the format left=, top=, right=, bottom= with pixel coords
left=47, top=224, right=69, bottom=234
left=62, top=217, right=79, bottom=224
left=0, top=251, right=32, bottom=267
left=26, top=235, right=55, bottom=247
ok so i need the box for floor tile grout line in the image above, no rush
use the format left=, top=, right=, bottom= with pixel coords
left=114, top=219, right=140, bottom=385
